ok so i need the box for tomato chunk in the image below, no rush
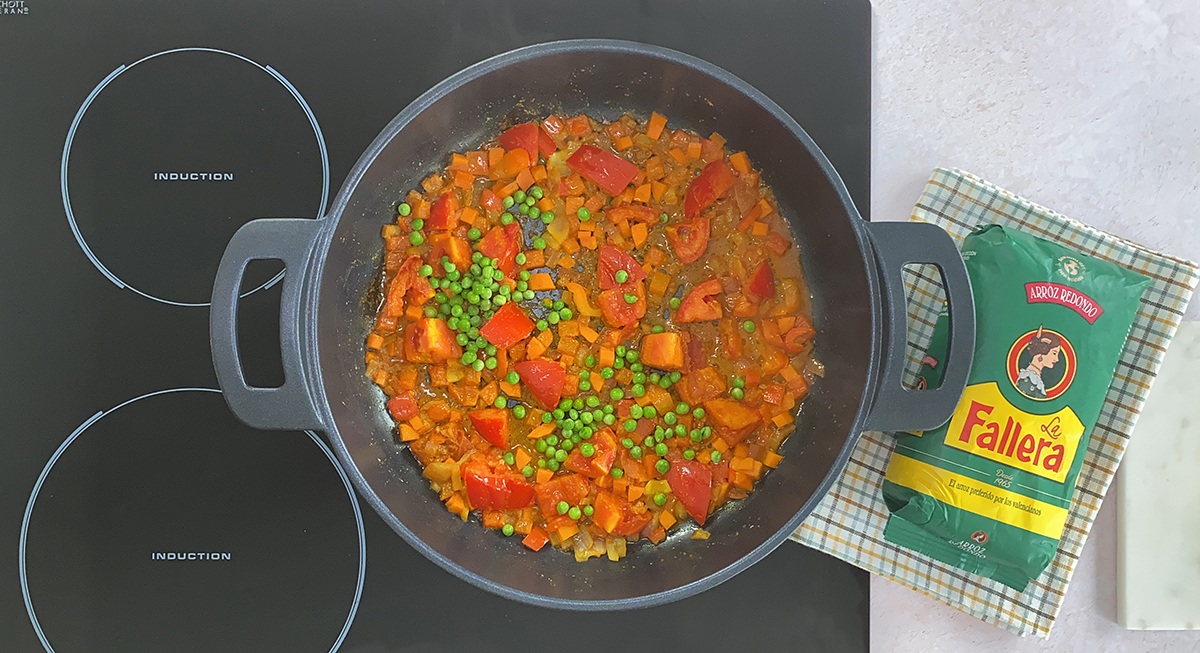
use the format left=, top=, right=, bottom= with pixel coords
left=497, top=123, right=539, bottom=160
left=480, top=189, right=502, bottom=213
left=566, top=145, right=639, bottom=196
left=675, top=278, right=723, bottom=323
left=598, top=245, right=648, bottom=290
left=783, top=317, right=816, bottom=354
left=592, top=491, right=653, bottom=536
left=534, top=473, right=590, bottom=516
left=384, top=256, right=434, bottom=316
left=598, top=281, right=647, bottom=328
left=427, top=192, right=459, bottom=230
left=666, top=456, right=713, bottom=525
left=564, top=428, right=619, bottom=478
left=475, top=223, right=521, bottom=276
left=684, top=159, right=737, bottom=219
left=538, top=126, right=556, bottom=157
left=514, top=359, right=566, bottom=410
left=640, top=332, right=684, bottom=370
left=468, top=408, right=510, bottom=449
left=479, top=301, right=534, bottom=349
left=746, top=259, right=776, bottom=300
left=386, top=392, right=419, bottom=422
left=675, top=366, right=727, bottom=405
left=666, top=217, right=711, bottom=265
left=403, top=318, right=462, bottom=363
left=463, top=461, right=535, bottom=511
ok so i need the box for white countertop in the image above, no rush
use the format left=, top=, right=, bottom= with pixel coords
left=869, top=0, right=1200, bottom=649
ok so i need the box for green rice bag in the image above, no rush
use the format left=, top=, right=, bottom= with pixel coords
left=882, top=224, right=1150, bottom=592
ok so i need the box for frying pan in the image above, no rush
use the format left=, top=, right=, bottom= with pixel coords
left=210, top=40, right=975, bottom=609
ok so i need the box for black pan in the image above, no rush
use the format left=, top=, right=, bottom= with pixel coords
left=210, top=40, right=974, bottom=609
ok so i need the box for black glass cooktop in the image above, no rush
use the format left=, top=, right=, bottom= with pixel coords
left=0, top=2, right=871, bottom=651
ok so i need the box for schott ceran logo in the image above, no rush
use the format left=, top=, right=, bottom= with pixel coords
left=151, top=551, right=233, bottom=561
left=1, top=1, right=29, bottom=15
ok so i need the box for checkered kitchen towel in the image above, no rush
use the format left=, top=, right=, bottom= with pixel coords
left=790, top=168, right=1200, bottom=638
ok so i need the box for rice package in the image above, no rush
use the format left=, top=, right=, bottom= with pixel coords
left=882, top=224, right=1151, bottom=591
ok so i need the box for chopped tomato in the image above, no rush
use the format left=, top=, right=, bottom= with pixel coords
left=598, top=245, right=648, bottom=290
left=514, top=359, right=566, bottom=410
left=566, top=144, right=639, bottom=196
left=592, top=491, right=653, bottom=536
left=683, top=159, right=736, bottom=219
left=566, top=115, right=591, bottom=138
left=522, top=527, right=550, bottom=551
left=468, top=408, right=509, bottom=449
left=675, top=278, right=723, bottom=323
left=427, top=192, right=459, bottom=230
left=640, top=332, right=684, bottom=370
left=479, top=302, right=534, bottom=349
left=403, top=318, right=462, bottom=363
left=564, top=428, right=619, bottom=477
left=534, top=473, right=590, bottom=516
left=462, top=461, right=535, bottom=511
left=598, top=281, right=646, bottom=328
left=765, top=231, right=792, bottom=256
left=386, top=392, right=419, bottom=421
left=666, top=456, right=713, bottom=525
left=538, top=126, right=556, bottom=157
left=497, top=122, right=539, bottom=160
left=480, top=189, right=502, bottom=213
left=427, top=234, right=472, bottom=271
left=719, top=318, right=743, bottom=359
left=475, top=223, right=521, bottom=275
left=675, top=366, right=726, bottom=405
left=541, top=115, right=564, bottom=136
left=746, top=260, right=776, bottom=300
left=384, top=256, right=434, bottom=315
left=666, top=217, right=711, bottom=265
left=783, top=318, right=816, bottom=354
left=606, top=205, right=659, bottom=224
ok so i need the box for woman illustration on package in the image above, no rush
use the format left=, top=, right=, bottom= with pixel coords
left=1016, top=326, right=1062, bottom=399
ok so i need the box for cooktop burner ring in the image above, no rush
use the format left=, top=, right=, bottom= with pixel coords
left=18, top=388, right=366, bottom=653
left=61, top=47, right=330, bottom=307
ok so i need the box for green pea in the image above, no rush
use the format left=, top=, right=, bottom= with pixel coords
left=624, top=293, right=638, bottom=304
left=409, top=231, right=424, bottom=246
left=579, top=380, right=592, bottom=391
left=631, top=384, right=645, bottom=397
left=467, top=227, right=481, bottom=240
left=568, top=506, right=581, bottom=520
left=506, top=371, right=520, bottom=385
left=731, top=387, right=745, bottom=400
left=511, top=405, right=527, bottom=420
left=473, top=359, right=485, bottom=372
left=611, top=468, right=624, bottom=479
left=522, top=290, right=535, bottom=300
left=515, top=252, right=527, bottom=265
left=536, top=319, right=548, bottom=331
left=503, top=452, right=516, bottom=466
left=733, top=377, right=746, bottom=389
left=583, top=505, right=594, bottom=516
left=524, top=195, right=535, bottom=206
left=654, top=492, right=667, bottom=506
left=603, top=414, right=616, bottom=426
left=659, top=213, right=668, bottom=224
left=664, top=412, right=677, bottom=426
left=630, top=363, right=643, bottom=373
left=542, top=211, right=554, bottom=224
left=674, top=424, right=686, bottom=437
left=536, top=439, right=548, bottom=453
left=500, top=213, right=514, bottom=225
left=491, top=396, right=505, bottom=409
left=581, top=443, right=595, bottom=457
left=615, top=269, right=629, bottom=283
left=669, top=297, right=681, bottom=309
left=649, top=372, right=660, bottom=383
left=534, top=237, right=547, bottom=250
left=643, top=406, right=657, bottom=419
left=624, top=419, right=637, bottom=432
left=418, top=264, right=433, bottom=277
left=684, top=449, right=695, bottom=460
left=643, top=436, right=654, bottom=447
left=743, top=320, right=756, bottom=333
left=651, top=324, right=664, bottom=334
left=424, top=306, right=438, bottom=318
left=631, top=446, right=643, bottom=458
left=585, top=355, right=596, bottom=368
left=502, top=524, right=515, bottom=536
left=537, top=458, right=547, bottom=468
left=626, top=350, right=639, bottom=363
left=561, top=439, right=574, bottom=452
left=559, top=307, right=573, bottom=320
left=443, top=260, right=456, bottom=273
left=670, top=371, right=682, bottom=382
left=630, top=405, right=644, bottom=419
left=711, top=451, right=724, bottom=464
left=656, top=459, right=670, bottom=474
left=692, top=407, right=706, bottom=419
left=587, top=396, right=600, bottom=408
left=675, top=402, right=689, bottom=415
left=555, top=449, right=568, bottom=462
left=690, top=429, right=704, bottom=442
left=581, top=412, right=594, bottom=425
left=655, top=443, right=668, bottom=457
left=542, top=412, right=553, bottom=424
left=513, top=190, right=526, bottom=203
left=604, top=405, right=614, bottom=414
left=610, top=388, right=624, bottom=401
left=522, top=465, right=534, bottom=477
left=548, top=459, right=561, bottom=471
left=502, top=195, right=515, bottom=208
left=518, top=203, right=530, bottom=215
left=398, top=202, right=412, bottom=216
left=529, top=185, right=543, bottom=199
left=577, top=206, right=591, bottom=221
left=529, top=206, right=542, bottom=221
left=557, top=501, right=569, bottom=515
left=613, top=358, right=625, bottom=370
left=601, top=367, right=614, bottom=379
left=547, top=434, right=560, bottom=445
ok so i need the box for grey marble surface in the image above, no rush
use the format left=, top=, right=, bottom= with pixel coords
left=868, top=0, right=1200, bottom=649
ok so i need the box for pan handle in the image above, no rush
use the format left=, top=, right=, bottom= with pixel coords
left=861, top=221, right=975, bottom=432
left=210, top=218, right=325, bottom=431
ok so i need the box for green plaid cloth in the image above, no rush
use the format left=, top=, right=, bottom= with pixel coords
left=790, top=168, right=1200, bottom=638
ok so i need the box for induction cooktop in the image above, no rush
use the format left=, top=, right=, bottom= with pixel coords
left=0, top=2, right=871, bottom=651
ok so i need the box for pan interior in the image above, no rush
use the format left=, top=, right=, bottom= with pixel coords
left=315, top=44, right=875, bottom=605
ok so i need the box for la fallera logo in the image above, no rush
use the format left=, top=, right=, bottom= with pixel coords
left=1007, top=326, right=1077, bottom=402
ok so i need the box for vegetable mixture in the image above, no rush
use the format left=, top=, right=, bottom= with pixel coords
left=364, top=110, right=819, bottom=561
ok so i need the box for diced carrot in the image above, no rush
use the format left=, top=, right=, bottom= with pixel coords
left=565, top=196, right=584, bottom=215
left=488, top=147, right=504, bottom=166
left=651, top=181, right=666, bottom=202
left=755, top=198, right=774, bottom=217
left=560, top=237, right=580, bottom=255
left=567, top=115, right=591, bottom=137
left=729, top=151, right=751, bottom=174
left=659, top=510, right=677, bottom=529
left=398, top=366, right=419, bottom=390
left=537, top=327, right=554, bottom=349
left=584, top=195, right=604, bottom=213
left=557, top=524, right=580, bottom=541
left=453, top=170, right=474, bottom=189
left=779, top=363, right=800, bottom=383
left=557, top=256, right=575, bottom=269
left=599, top=346, right=615, bottom=367
left=686, top=141, right=702, bottom=160
left=616, top=218, right=632, bottom=238
left=500, top=380, right=521, bottom=397
left=497, top=181, right=520, bottom=198
left=648, top=527, right=667, bottom=544
left=646, top=112, right=668, bottom=140
left=613, top=477, right=628, bottom=496
left=734, top=443, right=750, bottom=459
left=590, top=371, right=604, bottom=390
left=752, top=221, right=769, bottom=236
left=526, top=337, right=547, bottom=360
left=537, top=197, right=554, bottom=212
left=772, top=412, right=794, bottom=427
left=648, top=271, right=670, bottom=299
left=668, top=148, right=688, bottom=165
left=736, top=204, right=764, bottom=232
left=523, top=527, right=550, bottom=551
left=531, top=165, right=547, bottom=182
left=445, top=493, right=468, bottom=520
left=777, top=316, right=796, bottom=332
left=399, top=423, right=419, bottom=442
left=614, top=135, right=633, bottom=151
left=515, top=167, right=535, bottom=190
left=404, top=303, right=423, bottom=322
left=733, top=471, right=754, bottom=491
left=514, top=448, right=532, bottom=470
left=528, top=272, right=555, bottom=290
left=712, top=438, right=729, bottom=453
left=459, top=206, right=479, bottom=227
left=579, top=322, right=599, bottom=343
left=628, top=485, right=644, bottom=501
left=764, top=451, right=783, bottom=468
left=631, top=223, right=648, bottom=248
left=523, top=249, right=545, bottom=268
left=579, top=232, right=597, bottom=249
left=366, top=333, right=384, bottom=350
left=426, top=401, right=450, bottom=422
left=450, top=153, right=469, bottom=170
left=632, top=183, right=651, bottom=204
